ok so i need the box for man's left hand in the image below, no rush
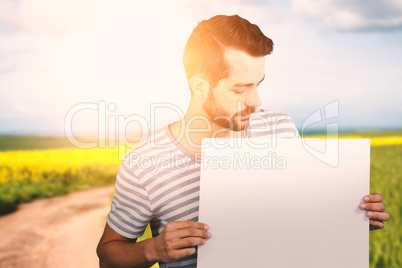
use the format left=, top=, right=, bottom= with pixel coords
left=360, top=193, right=389, bottom=230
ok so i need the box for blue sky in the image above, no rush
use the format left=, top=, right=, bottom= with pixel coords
left=0, top=0, right=401, bottom=137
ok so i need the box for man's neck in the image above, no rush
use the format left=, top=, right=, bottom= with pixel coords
left=168, top=114, right=247, bottom=159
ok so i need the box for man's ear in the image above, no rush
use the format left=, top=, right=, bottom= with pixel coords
left=189, top=75, right=210, bottom=97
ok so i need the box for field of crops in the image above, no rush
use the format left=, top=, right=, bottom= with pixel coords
left=0, top=132, right=401, bottom=268
left=369, top=144, right=401, bottom=267
left=0, top=147, right=122, bottom=215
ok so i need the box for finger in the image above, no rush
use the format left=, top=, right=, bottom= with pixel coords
left=174, top=228, right=212, bottom=240
left=166, top=247, right=197, bottom=261
left=360, top=202, right=386, bottom=212
left=366, top=211, right=390, bottom=222
left=173, top=237, right=207, bottom=249
left=363, top=193, right=384, bottom=203
left=165, top=221, right=209, bottom=232
left=369, top=220, right=385, bottom=230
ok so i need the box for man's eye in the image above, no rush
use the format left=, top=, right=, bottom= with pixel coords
left=233, top=87, right=246, bottom=94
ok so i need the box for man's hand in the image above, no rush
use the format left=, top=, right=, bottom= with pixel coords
left=147, top=221, right=211, bottom=263
left=359, top=193, right=389, bottom=230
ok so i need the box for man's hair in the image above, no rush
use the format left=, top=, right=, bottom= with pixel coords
left=182, top=15, right=274, bottom=90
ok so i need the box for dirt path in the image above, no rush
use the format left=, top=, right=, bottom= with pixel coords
left=0, top=185, right=114, bottom=268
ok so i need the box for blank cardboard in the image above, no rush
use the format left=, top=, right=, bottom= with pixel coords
left=198, top=139, right=370, bottom=268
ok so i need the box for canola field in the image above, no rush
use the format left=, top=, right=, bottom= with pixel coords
left=0, top=131, right=401, bottom=268
left=0, top=147, right=122, bottom=215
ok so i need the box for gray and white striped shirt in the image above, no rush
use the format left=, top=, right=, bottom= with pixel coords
left=106, top=108, right=299, bottom=267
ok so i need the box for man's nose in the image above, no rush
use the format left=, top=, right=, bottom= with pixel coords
left=244, top=87, right=262, bottom=108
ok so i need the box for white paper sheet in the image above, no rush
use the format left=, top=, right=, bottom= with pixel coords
left=198, top=139, right=369, bottom=268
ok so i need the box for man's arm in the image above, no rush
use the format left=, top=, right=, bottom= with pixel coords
left=97, top=221, right=211, bottom=268
left=359, top=193, right=390, bottom=230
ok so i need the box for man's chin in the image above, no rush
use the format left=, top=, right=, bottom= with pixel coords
left=232, top=119, right=249, bottom=132
left=212, top=117, right=249, bottom=131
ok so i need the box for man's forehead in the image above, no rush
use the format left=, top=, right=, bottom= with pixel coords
left=224, top=48, right=265, bottom=81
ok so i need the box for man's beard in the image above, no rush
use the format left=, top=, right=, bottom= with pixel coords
left=203, top=90, right=255, bottom=131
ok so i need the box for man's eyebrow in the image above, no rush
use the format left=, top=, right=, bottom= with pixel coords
left=233, top=75, right=265, bottom=87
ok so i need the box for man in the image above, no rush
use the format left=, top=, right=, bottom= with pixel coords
left=97, top=15, right=389, bottom=268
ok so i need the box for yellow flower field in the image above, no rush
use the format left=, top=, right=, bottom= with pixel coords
left=0, top=148, right=121, bottom=183
left=1, top=135, right=401, bottom=215
left=0, top=147, right=122, bottom=215
left=304, top=135, right=402, bottom=146
left=0, top=134, right=401, bottom=268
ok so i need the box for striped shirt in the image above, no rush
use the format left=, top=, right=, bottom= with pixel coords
left=106, top=108, right=299, bottom=267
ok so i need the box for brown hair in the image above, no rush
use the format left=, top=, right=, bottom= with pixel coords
left=183, top=15, right=274, bottom=90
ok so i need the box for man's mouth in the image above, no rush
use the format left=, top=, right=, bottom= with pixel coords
left=241, top=114, right=251, bottom=120
left=237, top=107, right=255, bottom=121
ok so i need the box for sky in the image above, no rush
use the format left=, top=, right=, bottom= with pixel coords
left=0, top=0, right=401, bottom=139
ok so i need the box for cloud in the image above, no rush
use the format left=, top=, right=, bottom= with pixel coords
left=0, top=0, right=107, bottom=34
left=0, top=0, right=281, bottom=35
left=0, top=67, right=15, bottom=74
left=292, top=0, right=402, bottom=31
left=1, top=0, right=400, bottom=135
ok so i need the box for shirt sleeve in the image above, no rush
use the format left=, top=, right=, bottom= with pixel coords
left=248, top=111, right=300, bottom=139
left=106, top=152, right=153, bottom=239
left=284, top=114, right=300, bottom=139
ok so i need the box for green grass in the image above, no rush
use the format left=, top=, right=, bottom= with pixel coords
left=303, top=129, right=402, bottom=138
left=0, top=164, right=119, bottom=215
left=369, top=145, right=402, bottom=268
left=357, top=129, right=402, bottom=138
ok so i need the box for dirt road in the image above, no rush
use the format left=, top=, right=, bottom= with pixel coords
left=0, top=185, right=114, bottom=268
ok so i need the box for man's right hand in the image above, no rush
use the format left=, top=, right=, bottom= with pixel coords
left=147, top=221, right=211, bottom=263
left=97, top=221, right=211, bottom=268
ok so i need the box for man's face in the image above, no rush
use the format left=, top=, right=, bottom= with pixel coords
left=203, top=48, right=265, bottom=131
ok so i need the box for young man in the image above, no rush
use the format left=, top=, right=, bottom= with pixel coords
left=97, top=15, right=389, bottom=268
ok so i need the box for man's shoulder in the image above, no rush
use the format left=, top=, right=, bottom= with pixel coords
left=250, top=108, right=292, bottom=120
left=124, top=126, right=173, bottom=157
left=249, top=108, right=295, bottom=127
left=248, top=108, right=300, bottom=138
left=121, top=125, right=191, bottom=178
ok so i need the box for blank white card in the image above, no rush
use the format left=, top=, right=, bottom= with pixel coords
left=198, top=139, right=370, bottom=268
